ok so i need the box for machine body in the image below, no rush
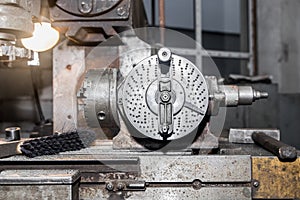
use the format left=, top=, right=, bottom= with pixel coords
left=0, top=1, right=298, bottom=200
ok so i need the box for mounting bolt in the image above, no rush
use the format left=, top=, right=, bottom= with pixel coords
left=106, top=183, right=114, bottom=191
left=79, top=0, right=92, bottom=14
left=158, top=48, right=172, bottom=63
left=192, top=179, right=202, bottom=190
left=253, top=180, right=259, bottom=188
left=117, top=6, right=126, bottom=16
left=117, top=183, right=125, bottom=190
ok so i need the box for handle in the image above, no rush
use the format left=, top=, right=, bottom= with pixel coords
left=252, top=132, right=297, bottom=161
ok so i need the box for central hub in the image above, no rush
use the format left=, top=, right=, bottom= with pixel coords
left=146, top=79, right=185, bottom=117
left=160, top=91, right=171, bottom=102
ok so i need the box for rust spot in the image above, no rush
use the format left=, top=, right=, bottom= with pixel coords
left=66, top=64, right=72, bottom=70
left=257, top=164, right=261, bottom=170
left=282, top=166, right=287, bottom=172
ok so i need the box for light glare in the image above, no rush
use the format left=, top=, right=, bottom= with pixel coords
left=21, top=22, right=59, bottom=52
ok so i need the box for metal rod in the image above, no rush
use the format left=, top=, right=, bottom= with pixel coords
left=159, top=0, right=165, bottom=28
left=170, top=47, right=251, bottom=59
left=203, top=50, right=251, bottom=59
left=252, top=0, right=258, bottom=75
left=151, top=0, right=155, bottom=26
left=195, top=0, right=202, bottom=71
left=248, top=0, right=257, bottom=76
left=159, top=0, right=165, bottom=44
left=239, top=0, right=249, bottom=75
left=252, top=132, right=297, bottom=161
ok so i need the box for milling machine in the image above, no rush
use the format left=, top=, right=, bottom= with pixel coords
left=0, top=1, right=298, bottom=200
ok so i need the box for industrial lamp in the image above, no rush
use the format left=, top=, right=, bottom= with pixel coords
left=21, top=21, right=59, bottom=52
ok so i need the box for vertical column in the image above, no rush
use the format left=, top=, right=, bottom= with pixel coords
left=195, top=0, right=202, bottom=71
left=248, top=0, right=256, bottom=75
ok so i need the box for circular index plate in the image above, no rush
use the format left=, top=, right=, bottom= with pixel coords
left=122, top=54, right=209, bottom=140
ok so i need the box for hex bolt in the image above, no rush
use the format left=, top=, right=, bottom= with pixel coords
left=79, top=0, right=92, bottom=14
left=106, top=183, right=114, bottom=191
left=81, top=2, right=90, bottom=10
left=117, top=6, right=126, bottom=16
left=253, top=180, right=259, bottom=188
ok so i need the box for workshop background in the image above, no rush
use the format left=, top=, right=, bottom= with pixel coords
left=0, top=0, right=299, bottom=149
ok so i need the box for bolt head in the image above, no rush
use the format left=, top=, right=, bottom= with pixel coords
left=117, top=6, right=126, bottom=16
left=97, top=111, right=106, bottom=121
left=106, top=183, right=114, bottom=191
left=253, top=181, right=259, bottom=187
left=158, top=48, right=172, bottom=62
left=161, top=125, right=169, bottom=133
left=192, top=180, right=202, bottom=190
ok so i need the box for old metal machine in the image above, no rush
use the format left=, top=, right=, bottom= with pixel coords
left=0, top=0, right=299, bottom=200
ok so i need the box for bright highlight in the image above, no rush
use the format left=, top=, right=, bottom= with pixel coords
left=21, top=22, right=59, bottom=52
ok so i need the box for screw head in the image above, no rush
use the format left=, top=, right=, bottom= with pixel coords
left=160, top=91, right=171, bottom=102
left=97, top=111, right=106, bottom=121
left=117, top=6, right=126, bottom=16
left=253, top=181, right=259, bottom=187
left=79, top=0, right=92, bottom=14
left=106, top=183, right=114, bottom=191
left=192, top=179, right=202, bottom=190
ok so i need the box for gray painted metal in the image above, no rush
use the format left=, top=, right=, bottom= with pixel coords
left=128, top=187, right=251, bottom=200
left=139, top=155, right=251, bottom=182
left=229, top=128, right=280, bottom=144
left=81, top=69, right=119, bottom=130
left=0, top=0, right=40, bottom=39
left=0, top=154, right=252, bottom=199
left=170, top=47, right=251, bottom=59
left=53, top=43, right=85, bottom=132
left=0, top=185, right=78, bottom=200
left=195, top=0, right=202, bottom=71
left=119, top=34, right=151, bottom=77
left=0, top=170, right=80, bottom=200
left=0, top=169, right=80, bottom=184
